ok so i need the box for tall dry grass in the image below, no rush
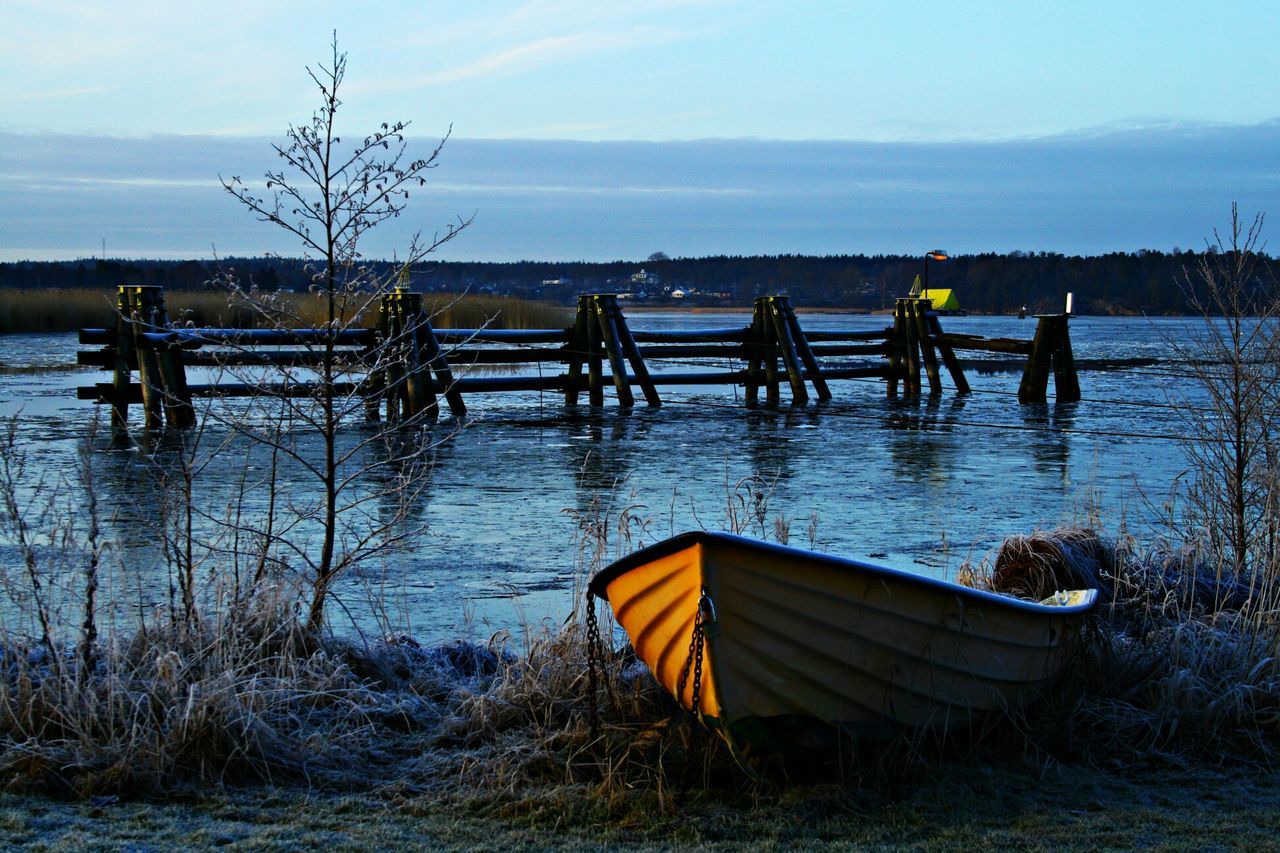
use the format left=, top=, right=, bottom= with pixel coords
left=0, top=288, right=570, bottom=334
left=959, top=526, right=1280, bottom=766
left=0, top=439, right=1277, bottom=801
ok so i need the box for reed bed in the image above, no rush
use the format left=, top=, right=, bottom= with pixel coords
left=0, top=447, right=1276, bottom=800
left=0, top=288, right=570, bottom=334
left=0, top=518, right=1277, bottom=801
left=959, top=526, right=1280, bottom=765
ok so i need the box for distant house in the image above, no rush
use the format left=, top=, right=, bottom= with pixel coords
left=630, top=268, right=661, bottom=287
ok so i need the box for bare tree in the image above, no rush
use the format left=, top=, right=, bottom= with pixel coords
left=213, top=36, right=473, bottom=629
left=1170, top=205, right=1280, bottom=597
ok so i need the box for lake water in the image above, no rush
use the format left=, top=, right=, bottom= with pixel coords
left=0, top=314, right=1213, bottom=641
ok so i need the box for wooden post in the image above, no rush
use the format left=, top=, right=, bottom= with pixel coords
left=594, top=295, right=635, bottom=408
left=381, top=295, right=407, bottom=423
left=609, top=298, right=660, bottom=407
left=887, top=300, right=904, bottom=398
left=1053, top=315, right=1081, bottom=403
left=111, top=287, right=134, bottom=431
left=586, top=296, right=604, bottom=406
left=781, top=300, right=831, bottom=401
left=122, top=286, right=168, bottom=430
left=156, top=336, right=194, bottom=428
left=564, top=298, right=588, bottom=406
left=387, top=289, right=439, bottom=421
left=759, top=298, right=781, bottom=405
left=416, top=306, right=466, bottom=418
left=901, top=299, right=921, bottom=399
left=926, top=312, right=970, bottom=395
left=913, top=298, right=943, bottom=397
left=766, top=296, right=809, bottom=404
left=745, top=302, right=764, bottom=407
left=1018, top=315, right=1056, bottom=403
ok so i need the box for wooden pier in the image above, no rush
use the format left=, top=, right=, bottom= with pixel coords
left=77, top=286, right=1079, bottom=429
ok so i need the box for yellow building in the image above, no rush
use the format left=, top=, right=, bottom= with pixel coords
left=920, top=288, right=960, bottom=311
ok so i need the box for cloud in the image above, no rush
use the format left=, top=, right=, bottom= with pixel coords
left=359, top=26, right=685, bottom=93
left=2, top=122, right=1278, bottom=261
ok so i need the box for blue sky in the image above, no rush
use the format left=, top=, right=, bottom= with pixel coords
left=3, top=1, right=1279, bottom=260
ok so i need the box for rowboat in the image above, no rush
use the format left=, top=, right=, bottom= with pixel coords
left=588, top=531, right=1096, bottom=750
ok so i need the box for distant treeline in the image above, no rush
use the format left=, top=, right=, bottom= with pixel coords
left=1, top=251, right=1272, bottom=314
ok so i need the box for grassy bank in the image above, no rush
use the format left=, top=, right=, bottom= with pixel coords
left=0, top=455, right=1276, bottom=845
left=0, top=288, right=570, bottom=334
left=1, top=764, right=1276, bottom=850
left=0, top=525, right=1275, bottom=799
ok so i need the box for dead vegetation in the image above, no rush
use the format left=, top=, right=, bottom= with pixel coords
left=0, top=494, right=1276, bottom=801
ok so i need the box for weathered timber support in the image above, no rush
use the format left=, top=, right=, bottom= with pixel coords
left=764, top=297, right=808, bottom=405
left=564, top=304, right=587, bottom=406
left=899, top=299, right=922, bottom=399
left=380, top=288, right=434, bottom=422
left=912, top=299, right=943, bottom=397
left=744, top=305, right=764, bottom=407
left=885, top=298, right=973, bottom=398
left=155, top=336, right=195, bottom=428
left=607, top=297, right=660, bottom=407
left=887, top=302, right=905, bottom=397
left=747, top=296, right=828, bottom=406
left=110, top=290, right=135, bottom=431
left=762, top=303, right=781, bottom=405
left=782, top=301, right=832, bottom=401
left=593, top=296, right=635, bottom=408
left=1053, top=317, right=1081, bottom=403
left=115, top=285, right=188, bottom=430
left=1017, top=314, right=1079, bottom=403
left=585, top=297, right=604, bottom=406
left=564, top=294, right=660, bottom=409
left=380, top=287, right=466, bottom=421
left=926, top=313, right=971, bottom=395
left=81, top=286, right=1083, bottom=420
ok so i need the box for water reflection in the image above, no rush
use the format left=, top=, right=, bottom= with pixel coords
left=883, top=397, right=968, bottom=487
left=0, top=319, right=1210, bottom=640
left=1018, top=401, right=1077, bottom=481
left=562, top=409, right=652, bottom=497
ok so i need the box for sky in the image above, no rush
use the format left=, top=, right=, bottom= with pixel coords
left=2, top=1, right=1279, bottom=261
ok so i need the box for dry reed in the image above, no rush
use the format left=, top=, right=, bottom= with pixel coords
left=0, top=288, right=570, bottom=334
left=0, top=438, right=1277, bottom=800
left=959, top=525, right=1280, bottom=766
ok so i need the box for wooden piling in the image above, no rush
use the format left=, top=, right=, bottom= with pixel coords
left=780, top=299, right=831, bottom=401
left=899, top=299, right=921, bottom=399
left=110, top=288, right=135, bottom=431
left=912, top=298, right=943, bottom=397
left=122, top=286, right=169, bottom=430
left=594, top=295, right=635, bottom=408
left=887, top=301, right=905, bottom=398
left=586, top=297, right=604, bottom=407
left=765, top=297, right=809, bottom=404
left=1052, top=316, right=1081, bottom=403
left=413, top=303, right=466, bottom=418
left=1018, top=315, right=1056, bottom=403
left=156, top=336, right=195, bottom=428
left=760, top=300, right=781, bottom=406
left=744, top=305, right=764, bottom=407
left=608, top=297, right=660, bottom=407
left=401, top=295, right=439, bottom=420
left=925, top=312, right=971, bottom=395
left=564, top=301, right=587, bottom=406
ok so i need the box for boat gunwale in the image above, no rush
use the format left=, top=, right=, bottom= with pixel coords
left=588, top=530, right=1098, bottom=616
